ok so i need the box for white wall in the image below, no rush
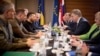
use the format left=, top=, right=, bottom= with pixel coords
left=15, top=0, right=54, bottom=24
left=45, top=0, right=54, bottom=24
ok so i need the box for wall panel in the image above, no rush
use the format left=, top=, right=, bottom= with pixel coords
left=65, top=0, right=100, bottom=25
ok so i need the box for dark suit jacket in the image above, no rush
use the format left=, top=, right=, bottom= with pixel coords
left=89, top=45, right=100, bottom=55
left=91, top=52, right=100, bottom=56
left=0, top=16, right=29, bottom=55
left=83, top=27, right=100, bottom=54
left=69, top=17, right=90, bottom=35
left=32, top=21, right=44, bottom=30
left=88, top=44, right=100, bottom=56
left=63, top=21, right=77, bottom=32
left=86, top=32, right=100, bottom=54
left=23, top=20, right=36, bottom=33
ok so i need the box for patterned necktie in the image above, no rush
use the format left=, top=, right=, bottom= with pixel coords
left=8, top=22, right=13, bottom=43
left=91, top=27, right=100, bottom=39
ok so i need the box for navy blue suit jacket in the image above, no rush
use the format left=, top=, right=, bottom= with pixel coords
left=64, top=21, right=77, bottom=32
left=23, top=20, right=36, bottom=33
left=69, top=17, right=90, bottom=35
left=89, top=45, right=100, bottom=56
left=88, top=33, right=100, bottom=54
left=91, top=53, right=100, bottom=56
left=32, top=21, right=44, bottom=30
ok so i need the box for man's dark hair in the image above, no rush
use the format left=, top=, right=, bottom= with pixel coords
left=27, top=12, right=35, bottom=18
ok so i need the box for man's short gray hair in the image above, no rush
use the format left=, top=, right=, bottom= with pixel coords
left=0, top=1, right=14, bottom=14
left=71, top=9, right=82, bottom=17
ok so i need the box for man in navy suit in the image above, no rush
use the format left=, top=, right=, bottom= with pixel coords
left=68, top=9, right=90, bottom=35
left=33, top=13, right=44, bottom=30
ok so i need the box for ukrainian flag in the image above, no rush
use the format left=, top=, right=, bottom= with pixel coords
left=38, top=0, right=45, bottom=25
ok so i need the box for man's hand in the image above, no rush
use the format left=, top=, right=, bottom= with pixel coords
left=70, top=39, right=82, bottom=47
left=81, top=43, right=89, bottom=56
left=71, top=35, right=80, bottom=40
left=43, top=25, right=48, bottom=28
left=35, top=31, right=43, bottom=38
left=26, top=38, right=39, bottom=47
left=63, top=25, right=68, bottom=29
left=70, top=39, right=89, bottom=56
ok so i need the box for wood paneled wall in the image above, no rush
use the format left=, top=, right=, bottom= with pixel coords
left=65, top=0, right=100, bottom=25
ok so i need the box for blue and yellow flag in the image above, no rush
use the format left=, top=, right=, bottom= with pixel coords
left=38, top=0, right=45, bottom=25
left=52, top=0, right=59, bottom=26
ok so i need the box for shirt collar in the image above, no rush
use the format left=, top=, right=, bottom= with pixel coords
left=77, top=17, right=81, bottom=24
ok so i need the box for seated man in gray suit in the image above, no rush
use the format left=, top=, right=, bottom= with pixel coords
left=0, top=1, right=39, bottom=55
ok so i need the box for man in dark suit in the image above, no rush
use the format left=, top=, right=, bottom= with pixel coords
left=23, top=12, right=37, bottom=33
left=0, top=1, right=37, bottom=55
left=33, top=13, right=44, bottom=30
left=68, top=9, right=90, bottom=35
left=24, top=12, right=46, bottom=33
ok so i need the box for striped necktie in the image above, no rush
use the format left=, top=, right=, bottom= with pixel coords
left=8, top=22, right=13, bottom=42
left=91, top=27, right=100, bottom=39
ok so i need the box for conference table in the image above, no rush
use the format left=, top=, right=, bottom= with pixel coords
left=2, top=41, right=72, bottom=56
left=2, top=28, right=77, bottom=56
left=28, top=30, right=76, bottom=56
